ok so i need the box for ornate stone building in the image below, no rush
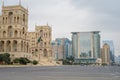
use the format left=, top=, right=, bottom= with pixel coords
left=0, top=3, right=53, bottom=63
left=27, top=25, right=52, bottom=63
left=0, top=4, right=32, bottom=59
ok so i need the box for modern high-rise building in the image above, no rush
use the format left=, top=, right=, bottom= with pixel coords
left=102, top=40, right=115, bottom=64
left=115, top=56, right=120, bottom=64
left=51, top=38, right=72, bottom=60
left=101, top=44, right=110, bottom=65
left=71, top=31, right=101, bottom=64
left=118, top=55, right=120, bottom=64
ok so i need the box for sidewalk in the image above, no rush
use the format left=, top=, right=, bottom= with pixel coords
left=0, top=63, right=60, bottom=68
left=0, top=65, right=34, bottom=68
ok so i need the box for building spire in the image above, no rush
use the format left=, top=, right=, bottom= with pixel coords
left=2, top=0, right=4, bottom=7
left=19, top=0, right=21, bottom=5
left=27, top=5, right=28, bottom=11
left=47, top=22, right=49, bottom=26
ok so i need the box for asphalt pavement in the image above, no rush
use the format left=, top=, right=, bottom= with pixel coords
left=0, top=65, right=120, bottom=80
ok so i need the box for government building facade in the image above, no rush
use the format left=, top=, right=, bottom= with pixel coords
left=0, top=3, right=52, bottom=63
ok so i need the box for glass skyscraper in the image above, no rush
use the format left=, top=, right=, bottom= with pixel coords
left=72, top=31, right=101, bottom=64
left=51, top=38, right=72, bottom=60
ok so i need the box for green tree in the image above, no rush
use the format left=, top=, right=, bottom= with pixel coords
left=3, top=53, right=11, bottom=64
left=0, top=54, right=4, bottom=64
left=0, top=53, right=11, bottom=64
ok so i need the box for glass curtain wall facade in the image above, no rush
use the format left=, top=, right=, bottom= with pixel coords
left=93, top=32, right=101, bottom=58
left=72, top=31, right=100, bottom=63
left=79, top=32, right=91, bottom=58
left=72, top=33, right=78, bottom=58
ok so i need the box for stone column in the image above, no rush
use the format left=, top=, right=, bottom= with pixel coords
left=4, top=41, right=6, bottom=52
left=18, top=31, right=20, bottom=38
left=11, top=40, right=13, bottom=52
left=18, top=40, right=21, bottom=52
left=0, top=41, right=1, bottom=52
left=12, top=30, right=14, bottom=38
left=24, top=42, right=25, bottom=52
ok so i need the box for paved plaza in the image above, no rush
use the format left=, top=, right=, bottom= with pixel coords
left=0, top=65, right=120, bottom=80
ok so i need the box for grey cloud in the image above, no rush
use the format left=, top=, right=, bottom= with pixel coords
left=70, top=0, right=120, bottom=32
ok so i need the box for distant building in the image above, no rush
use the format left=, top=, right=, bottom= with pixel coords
left=102, top=40, right=115, bottom=64
left=115, top=55, right=120, bottom=64
left=101, top=44, right=110, bottom=65
left=71, top=31, right=101, bottom=64
left=51, top=38, right=72, bottom=60
left=115, top=56, right=119, bottom=64
left=118, top=55, right=120, bottom=64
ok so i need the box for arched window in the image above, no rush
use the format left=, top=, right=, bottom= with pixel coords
left=27, top=43, right=29, bottom=53
left=46, top=33, right=47, bottom=38
left=35, top=49, right=38, bottom=53
left=17, top=17, right=19, bottom=23
left=3, top=17, right=4, bottom=24
left=13, top=40, right=17, bottom=52
left=23, top=14, right=25, bottom=24
left=40, top=30, right=43, bottom=37
left=21, top=41, right=23, bottom=51
left=3, top=31, right=6, bottom=37
left=23, top=28, right=25, bottom=34
left=6, top=17, right=7, bottom=23
left=44, top=49, right=47, bottom=57
left=20, top=31, right=21, bottom=37
left=9, top=12, right=13, bottom=15
left=40, top=30, right=43, bottom=33
left=14, top=30, right=18, bottom=37
left=8, top=12, right=13, bottom=23
left=1, top=41, right=4, bottom=52
left=44, top=42, right=46, bottom=47
left=14, top=17, right=16, bottom=23
left=8, top=26, right=12, bottom=37
left=25, top=33, right=26, bottom=39
left=24, top=42, right=26, bottom=52
left=7, top=40, right=11, bottom=52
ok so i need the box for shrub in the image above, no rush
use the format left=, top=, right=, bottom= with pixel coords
left=19, top=57, right=31, bottom=65
left=13, top=57, right=31, bottom=65
left=32, top=60, right=38, bottom=65
left=13, top=58, right=20, bottom=63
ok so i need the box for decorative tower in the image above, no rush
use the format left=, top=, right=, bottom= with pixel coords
left=35, top=24, right=52, bottom=63
left=0, top=3, right=31, bottom=59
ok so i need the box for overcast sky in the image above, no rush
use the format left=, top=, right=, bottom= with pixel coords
left=0, top=0, right=120, bottom=56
